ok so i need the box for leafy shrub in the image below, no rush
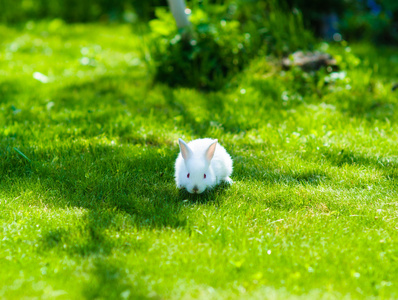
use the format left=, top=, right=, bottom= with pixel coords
left=148, top=1, right=314, bottom=90
left=149, top=8, right=257, bottom=90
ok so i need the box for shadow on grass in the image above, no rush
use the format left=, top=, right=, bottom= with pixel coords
left=82, top=258, right=158, bottom=300
left=51, top=73, right=150, bottom=110
left=234, top=155, right=329, bottom=187
left=329, top=91, right=397, bottom=122
left=83, top=259, right=134, bottom=300
left=0, top=143, right=187, bottom=256
left=161, top=87, right=230, bottom=136
left=50, top=74, right=281, bottom=138
left=41, top=210, right=116, bottom=257
left=315, top=145, right=398, bottom=180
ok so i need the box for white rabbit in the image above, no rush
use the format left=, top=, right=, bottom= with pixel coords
left=175, top=138, right=233, bottom=194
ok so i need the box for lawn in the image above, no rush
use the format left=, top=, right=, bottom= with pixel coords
left=1, top=21, right=398, bottom=299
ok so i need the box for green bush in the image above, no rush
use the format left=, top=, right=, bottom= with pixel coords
left=149, top=8, right=257, bottom=90
left=149, top=2, right=314, bottom=90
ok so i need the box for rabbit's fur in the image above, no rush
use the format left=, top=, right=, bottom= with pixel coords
left=175, top=138, right=233, bottom=194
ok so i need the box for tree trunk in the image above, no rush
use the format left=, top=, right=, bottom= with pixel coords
left=167, top=0, right=191, bottom=29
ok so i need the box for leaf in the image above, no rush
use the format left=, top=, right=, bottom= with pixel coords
left=13, top=147, right=31, bottom=162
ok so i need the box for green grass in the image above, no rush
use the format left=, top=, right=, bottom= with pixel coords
left=1, top=21, right=398, bottom=299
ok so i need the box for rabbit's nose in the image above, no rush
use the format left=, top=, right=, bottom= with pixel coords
left=192, top=186, right=199, bottom=193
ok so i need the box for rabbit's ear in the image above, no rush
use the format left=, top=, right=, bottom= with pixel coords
left=205, top=139, right=218, bottom=162
left=179, top=138, right=193, bottom=160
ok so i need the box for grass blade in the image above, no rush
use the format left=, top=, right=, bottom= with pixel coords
left=13, top=147, right=32, bottom=162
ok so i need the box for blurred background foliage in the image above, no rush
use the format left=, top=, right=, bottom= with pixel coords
left=0, top=0, right=397, bottom=44
left=1, top=0, right=396, bottom=90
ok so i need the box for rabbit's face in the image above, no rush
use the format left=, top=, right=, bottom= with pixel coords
left=184, top=160, right=214, bottom=194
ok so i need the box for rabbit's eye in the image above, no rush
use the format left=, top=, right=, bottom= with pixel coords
left=187, top=173, right=190, bottom=178
left=204, top=174, right=206, bottom=179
